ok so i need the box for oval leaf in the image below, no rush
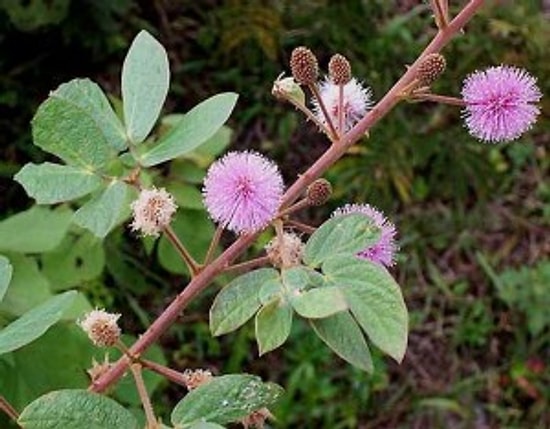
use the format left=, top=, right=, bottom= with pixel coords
left=15, top=162, right=103, bottom=204
left=0, top=255, right=12, bottom=303
left=255, top=298, right=293, bottom=355
left=141, top=93, right=238, bottom=166
left=73, top=181, right=130, bottom=238
left=0, top=206, right=72, bottom=253
left=210, top=268, right=279, bottom=336
left=324, top=255, right=408, bottom=362
left=291, top=287, right=347, bottom=319
left=171, top=374, right=283, bottom=427
left=304, top=214, right=380, bottom=268
left=18, top=389, right=139, bottom=429
left=310, top=311, right=374, bottom=372
left=0, top=290, right=76, bottom=355
left=122, top=30, right=169, bottom=144
left=32, top=78, right=122, bottom=168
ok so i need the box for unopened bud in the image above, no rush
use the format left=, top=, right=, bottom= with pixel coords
left=130, top=187, right=177, bottom=237
left=306, top=178, right=332, bottom=206
left=87, top=356, right=112, bottom=382
left=182, top=369, right=213, bottom=390
left=416, top=53, right=446, bottom=86
left=290, top=47, right=319, bottom=86
left=328, top=54, right=352, bottom=85
left=78, top=309, right=121, bottom=347
left=272, top=75, right=306, bottom=106
left=265, top=232, right=304, bottom=268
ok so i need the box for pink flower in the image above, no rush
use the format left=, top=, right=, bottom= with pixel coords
left=313, top=78, right=373, bottom=133
left=333, top=203, right=398, bottom=267
left=203, top=151, right=284, bottom=234
left=462, top=65, right=541, bottom=143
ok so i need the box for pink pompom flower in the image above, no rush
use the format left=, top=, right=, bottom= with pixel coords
left=203, top=151, right=284, bottom=234
left=462, top=65, right=541, bottom=143
left=313, top=78, right=373, bottom=133
left=332, top=203, right=398, bottom=267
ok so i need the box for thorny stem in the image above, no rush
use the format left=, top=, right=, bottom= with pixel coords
left=430, top=0, right=450, bottom=29
left=285, top=219, right=316, bottom=235
left=283, top=93, right=334, bottom=142
left=309, top=83, right=339, bottom=141
left=223, top=256, right=271, bottom=275
left=0, top=395, right=19, bottom=423
left=163, top=225, right=201, bottom=276
left=410, top=92, right=466, bottom=106
left=277, top=198, right=309, bottom=218
left=338, top=84, right=345, bottom=138
left=89, top=0, right=486, bottom=394
left=130, top=363, right=158, bottom=429
left=204, top=225, right=223, bottom=266
left=140, top=359, right=188, bottom=387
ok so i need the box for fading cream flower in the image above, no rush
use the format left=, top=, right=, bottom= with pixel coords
left=130, top=187, right=177, bottom=237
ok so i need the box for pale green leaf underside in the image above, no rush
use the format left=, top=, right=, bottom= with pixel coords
left=14, top=162, right=103, bottom=204
left=323, top=255, right=408, bottom=362
left=0, top=206, right=73, bottom=253
left=73, top=181, right=129, bottom=238
left=255, top=298, right=293, bottom=355
left=210, top=268, right=279, bottom=336
left=18, top=389, right=139, bottom=429
left=0, top=255, right=12, bottom=303
left=310, top=311, right=374, bottom=372
left=32, top=78, right=123, bottom=169
left=122, top=30, right=169, bottom=144
left=140, top=93, right=239, bottom=166
left=171, top=374, right=283, bottom=427
left=0, top=290, right=76, bottom=355
left=291, top=286, right=347, bottom=319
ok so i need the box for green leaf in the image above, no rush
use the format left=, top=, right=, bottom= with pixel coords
left=171, top=374, right=283, bottom=427
left=41, top=232, right=105, bottom=291
left=291, top=287, right=347, bottom=319
left=18, top=389, right=139, bottom=429
left=140, top=93, right=239, bottom=166
left=166, top=182, right=204, bottom=210
left=0, top=254, right=51, bottom=317
left=73, top=181, right=130, bottom=238
left=323, top=255, right=408, bottom=362
left=310, top=311, right=374, bottom=372
left=32, top=78, right=123, bottom=168
left=0, top=256, right=12, bottom=303
left=189, top=423, right=226, bottom=429
left=15, top=162, right=103, bottom=204
left=122, top=30, right=169, bottom=144
left=303, top=214, right=380, bottom=267
left=0, top=206, right=72, bottom=253
left=255, top=297, right=293, bottom=355
left=0, top=291, right=76, bottom=355
left=210, top=268, right=279, bottom=336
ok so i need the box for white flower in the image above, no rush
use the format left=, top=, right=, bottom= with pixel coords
left=78, top=309, right=121, bottom=347
left=313, top=78, right=373, bottom=133
left=130, top=187, right=177, bottom=237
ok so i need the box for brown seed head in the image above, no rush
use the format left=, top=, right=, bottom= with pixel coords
left=416, top=53, right=446, bottom=86
left=329, top=54, right=352, bottom=85
left=290, top=47, right=319, bottom=85
left=306, top=178, right=332, bottom=206
left=265, top=232, right=304, bottom=268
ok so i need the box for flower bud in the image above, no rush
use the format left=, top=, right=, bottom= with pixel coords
left=272, top=75, right=306, bottom=106
left=328, top=54, right=352, bottom=85
left=290, top=47, right=319, bottom=85
left=78, top=309, right=121, bottom=347
left=265, top=232, right=304, bottom=268
left=130, top=187, right=177, bottom=237
left=87, top=356, right=113, bottom=383
left=182, top=369, right=213, bottom=390
left=306, top=178, right=332, bottom=206
left=416, top=53, right=446, bottom=86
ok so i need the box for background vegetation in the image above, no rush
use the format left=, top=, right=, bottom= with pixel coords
left=0, top=1, right=548, bottom=428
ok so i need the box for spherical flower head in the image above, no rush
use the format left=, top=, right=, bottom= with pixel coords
left=130, top=187, right=177, bottom=237
left=332, top=203, right=398, bottom=267
left=203, top=151, right=284, bottom=234
left=461, top=65, right=541, bottom=143
left=313, top=78, right=373, bottom=133
left=265, top=232, right=305, bottom=268
left=78, top=309, right=121, bottom=347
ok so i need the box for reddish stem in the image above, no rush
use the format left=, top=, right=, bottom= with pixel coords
left=89, top=0, right=485, bottom=394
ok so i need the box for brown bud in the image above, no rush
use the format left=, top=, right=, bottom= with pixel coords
left=290, top=47, right=318, bottom=86
left=329, top=54, right=352, bottom=85
left=416, top=53, right=446, bottom=86
left=306, top=178, right=332, bottom=206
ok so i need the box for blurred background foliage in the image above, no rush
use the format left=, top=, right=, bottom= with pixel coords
left=0, top=0, right=548, bottom=428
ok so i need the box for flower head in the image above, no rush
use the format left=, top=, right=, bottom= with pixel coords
left=78, top=309, right=121, bottom=347
left=182, top=369, right=213, bottom=390
left=265, top=232, right=305, bottom=268
left=332, top=203, right=398, bottom=267
left=313, top=78, right=373, bottom=133
left=203, top=151, right=284, bottom=234
left=290, top=46, right=319, bottom=85
left=130, top=187, right=177, bottom=237
left=461, top=65, right=541, bottom=143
